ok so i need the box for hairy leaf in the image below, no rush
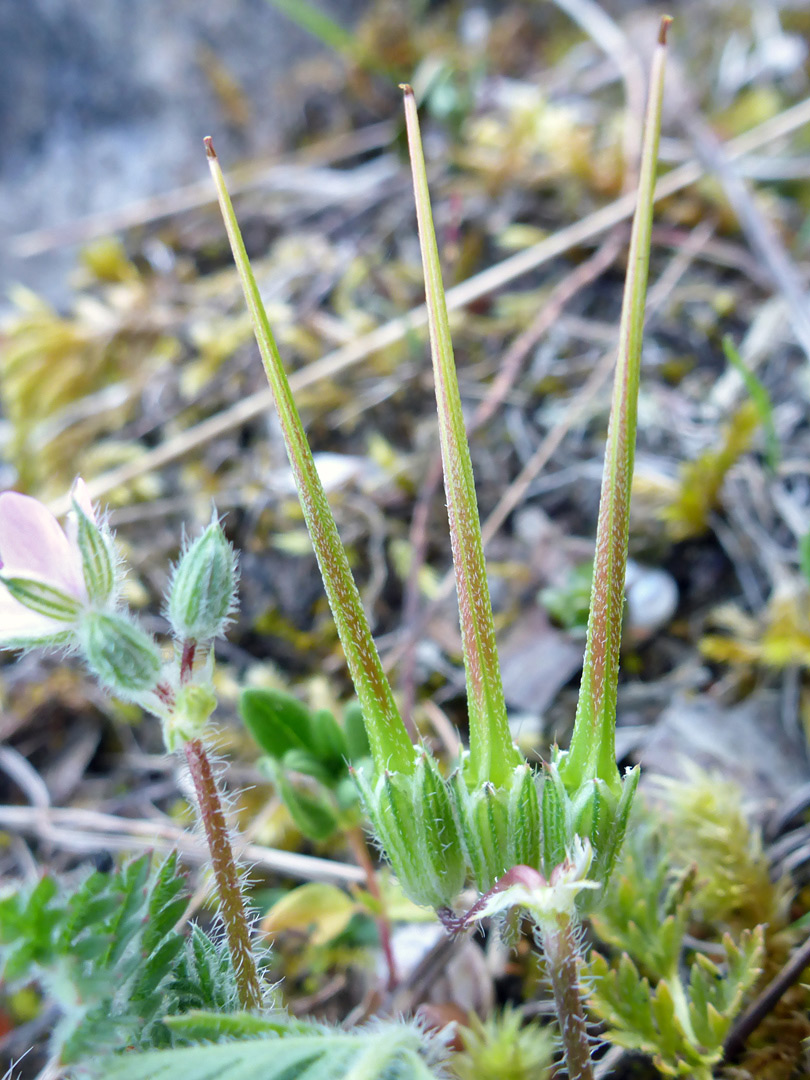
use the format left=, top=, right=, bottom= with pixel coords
left=101, top=1024, right=444, bottom=1080
left=0, top=853, right=247, bottom=1062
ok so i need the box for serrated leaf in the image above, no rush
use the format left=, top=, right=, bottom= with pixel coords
left=172, top=923, right=241, bottom=1015
left=588, top=837, right=765, bottom=1080
left=649, top=980, right=682, bottom=1059
left=142, top=853, right=189, bottom=955
left=0, top=853, right=246, bottom=1061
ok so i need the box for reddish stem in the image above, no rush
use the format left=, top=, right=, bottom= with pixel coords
left=543, top=915, right=594, bottom=1080
left=348, top=827, right=399, bottom=990
left=184, top=737, right=262, bottom=1009
left=180, top=639, right=197, bottom=683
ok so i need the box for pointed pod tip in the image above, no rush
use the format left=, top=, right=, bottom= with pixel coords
left=658, top=15, right=673, bottom=45
left=399, top=83, right=414, bottom=97
left=204, top=136, right=217, bottom=159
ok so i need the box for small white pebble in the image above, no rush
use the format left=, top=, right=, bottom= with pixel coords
left=625, top=560, right=679, bottom=638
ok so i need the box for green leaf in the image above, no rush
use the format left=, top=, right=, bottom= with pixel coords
left=402, top=84, right=520, bottom=788
left=164, top=1010, right=303, bottom=1041
left=309, top=708, right=349, bottom=772
left=170, top=924, right=241, bottom=1016
left=101, top=1025, right=444, bottom=1080
left=561, top=22, right=669, bottom=796
left=588, top=821, right=765, bottom=1079
left=0, top=853, right=245, bottom=1062
left=343, top=703, right=371, bottom=763
left=277, top=770, right=340, bottom=841
left=240, top=687, right=314, bottom=760
left=722, top=335, right=779, bottom=470
left=262, top=0, right=397, bottom=80
left=540, top=561, right=593, bottom=633
left=589, top=824, right=685, bottom=982
left=282, top=748, right=335, bottom=786
left=207, top=141, right=414, bottom=776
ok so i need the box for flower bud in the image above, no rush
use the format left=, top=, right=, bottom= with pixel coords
left=452, top=761, right=541, bottom=892
left=353, top=751, right=465, bottom=909
left=80, top=611, right=162, bottom=696
left=167, top=520, right=237, bottom=643
left=72, top=498, right=116, bottom=605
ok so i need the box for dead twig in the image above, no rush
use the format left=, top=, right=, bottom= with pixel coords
left=723, top=932, right=810, bottom=1062
left=0, top=803, right=364, bottom=885
left=549, top=0, right=646, bottom=189
left=666, top=61, right=810, bottom=361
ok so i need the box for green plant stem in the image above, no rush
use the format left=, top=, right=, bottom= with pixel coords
left=562, top=17, right=670, bottom=796
left=205, top=136, right=414, bottom=776
left=184, top=737, right=263, bottom=1010
left=541, top=915, right=594, bottom=1080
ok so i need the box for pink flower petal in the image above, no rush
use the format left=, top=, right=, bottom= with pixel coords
left=0, top=586, right=63, bottom=643
left=0, top=492, right=85, bottom=599
left=70, top=477, right=97, bottom=523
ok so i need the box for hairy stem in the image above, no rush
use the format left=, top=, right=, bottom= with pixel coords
left=184, top=737, right=262, bottom=1010
left=542, top=915, right=594, bottom=1080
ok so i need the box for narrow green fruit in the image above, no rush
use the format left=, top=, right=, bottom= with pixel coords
left=402, top=84, right=521, bottom=789
left=560, top=19, right=670, bottom=797
left=206, top=137, right=414, bottom=776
